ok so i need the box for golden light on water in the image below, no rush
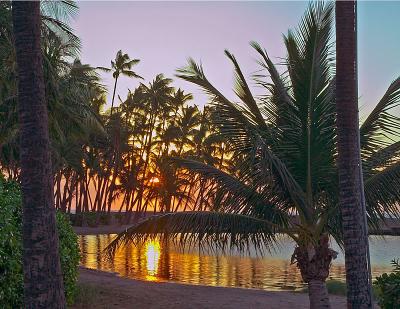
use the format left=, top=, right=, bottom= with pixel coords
left=78, top=234, right=397, bottom=291
left=145, top=240, right=161, bottom=281
left=149, top=177, right=160, bottom=184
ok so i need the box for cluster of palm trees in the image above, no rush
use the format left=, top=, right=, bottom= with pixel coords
left=56, top=73, right=231, bottom=220
left=0, top=1, right=231, bottom=222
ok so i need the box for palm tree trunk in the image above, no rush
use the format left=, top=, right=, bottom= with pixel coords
left=293, top=235, right=337, bottom=309
left=111, top=76, right=118, bottom=115
left=335, top=1, right=373, bottom=307
left=308, top=280, right=330, bottom=309
left=12, top=2, right=66, bottom=307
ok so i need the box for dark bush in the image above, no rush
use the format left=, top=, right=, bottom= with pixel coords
left=0, top=178, right=23, bottom=308
left=56, top=211, right=81, bottom=303
left=374, top=259, right=400, bottom=309
left=0, top=177, right=80, bottom=307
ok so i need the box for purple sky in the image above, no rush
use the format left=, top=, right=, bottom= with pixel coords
left=72, top=1, right=400, bottom=118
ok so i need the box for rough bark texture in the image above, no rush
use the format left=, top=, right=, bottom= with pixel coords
left=12, top=2, right=66, bottom=308
left=293, top=235, right=337, bottom=309
left=335, top=1, right=372, bottom=308
left=308, top=280, right=330, bottom=309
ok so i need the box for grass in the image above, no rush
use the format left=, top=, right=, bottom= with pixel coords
left=298, top=280, right=346, bottom=295
left=326, top=280, right=346, bottom=295
left=299, top=280, right=381, bottom=299
left=71, top=283, right=102, bottom=308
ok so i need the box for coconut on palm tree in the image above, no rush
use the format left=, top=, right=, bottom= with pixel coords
left=106, top=2, right=400, bottom=307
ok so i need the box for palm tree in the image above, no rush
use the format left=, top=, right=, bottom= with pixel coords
left=335, top=1, right=373, bottom=306
left=106, top=3, right=400, bottom=308
left=12, top=1, right=65, bottom=307
left=146, top=156, right=192, bottom=212
left=170, top=88, right=194, bottom=117
left=174, top=105, right=201, bottom=156
left=101, top=50, right=143, bottom=115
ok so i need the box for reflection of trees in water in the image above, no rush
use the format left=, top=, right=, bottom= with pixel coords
left=215, top=256, right=221, bottom=286
left=78, top=235, right=393, bottom=291
left=250, top=259, right=258, bottom=288
left=106, top=235, right=115, bottom=273
left=79, top=236, right=88, bottom=266
left=96, top=235, right=102, bottom=269
left=123, top=239, right=131, bottom=277
left=157, top=238, right=171, bottom=280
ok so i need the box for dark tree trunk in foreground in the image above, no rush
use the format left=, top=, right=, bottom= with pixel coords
left=12, top=2, right=66, bottom=307
left=335, top=1, right=373, bottom=307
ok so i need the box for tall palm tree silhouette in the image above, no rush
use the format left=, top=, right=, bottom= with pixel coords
left=101, top=50, right=143, bottom=115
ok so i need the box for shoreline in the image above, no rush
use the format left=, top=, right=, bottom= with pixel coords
left=73, top=224, right=400, bottom=236
left=72, top=267, right=347, bottom=309
left=73, top=224, right=132, bottom=235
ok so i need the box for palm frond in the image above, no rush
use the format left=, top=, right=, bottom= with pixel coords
left=41, top=0, right=78, bottom=21
left=279, top=1, right=335, bottom=196
left=360, top=77, right=400, bottom=155
left=170, top=157, right=289, bottom=225
left=176, top=59, right=264, bottom=152
left=96, top=66, right=111, bottom=73
left=255, top=138, right=311, bottom=221
left=176, top=58, right=232, bottom=106
left=250, top=41, right=294, bottom=125
left=364, top=161, right=400, bottom=221
left=41, top=1, right=80, bottom=55
left=126, top=58, right=140, bottom=68
left=121, top=70, right=143, bottom=79
left=105, top=211, right=279, bottom=257
left=363, top=141, right=400, bottom=175
left=224, top=49, right=267, bottom=129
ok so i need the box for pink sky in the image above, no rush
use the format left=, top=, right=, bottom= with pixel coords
left=72, top=1, right=400, bottom=118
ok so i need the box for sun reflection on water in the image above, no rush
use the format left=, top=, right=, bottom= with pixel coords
left=145, top=240, right=161, bottom=281
left=78, top=234, right=398, bottom=291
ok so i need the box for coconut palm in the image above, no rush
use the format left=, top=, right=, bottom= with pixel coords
left=170, top=88, right=194, bottom=117
left=146, top=156, right=192, bottom=213
left=336, top=1, right=373, bottom=306
left=174, top=105, right=201, bottom=156
left=12, top=1, right=65, bottom=306
left=106, top=3, right=400, bottom=308
left=101, top=50, right=143, bottom=115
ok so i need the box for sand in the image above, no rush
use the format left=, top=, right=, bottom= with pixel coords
left=71, top=268, right=347, bottom=309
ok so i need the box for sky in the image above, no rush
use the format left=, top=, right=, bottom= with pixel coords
left=71, top=1, right=400, bottom=119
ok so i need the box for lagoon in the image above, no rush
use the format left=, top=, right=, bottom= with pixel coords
left=78, top=234, right=399, bottom=291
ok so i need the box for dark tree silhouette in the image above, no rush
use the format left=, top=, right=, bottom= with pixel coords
left=12, top=1, right=66, bottom=307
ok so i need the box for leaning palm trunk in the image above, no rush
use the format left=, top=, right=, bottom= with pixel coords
left=12, top=2, right=66, bottom=307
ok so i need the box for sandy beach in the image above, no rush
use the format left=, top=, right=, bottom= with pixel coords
left=71, top=268, right=347, bottom=309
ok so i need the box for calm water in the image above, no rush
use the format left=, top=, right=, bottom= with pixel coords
left=78, top=234, right=400, bottom=291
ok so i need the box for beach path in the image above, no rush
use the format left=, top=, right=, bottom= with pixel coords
left=71, top=268, right=347, bottom=309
